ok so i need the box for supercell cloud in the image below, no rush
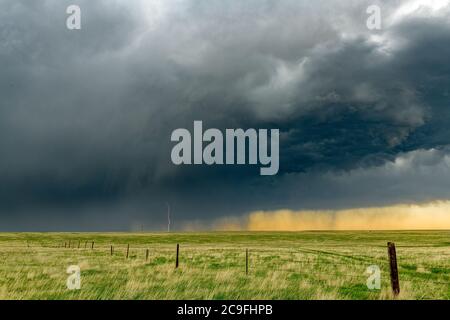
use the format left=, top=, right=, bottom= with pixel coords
left=0, top=0, right=450, bottom=230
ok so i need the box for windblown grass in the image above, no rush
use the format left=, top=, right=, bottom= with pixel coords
left=0, top=231, right=449, bottom=300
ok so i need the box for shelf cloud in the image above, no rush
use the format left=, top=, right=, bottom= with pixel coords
left=0, top=0, right=449, bottom=230
left=203, top=201, right=450, bottom=231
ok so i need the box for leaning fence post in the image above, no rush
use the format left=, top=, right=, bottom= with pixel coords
left=246, top=249, right=249, bottom=275
left=175, top=244, right=179, bottom=268
left=126, top=244, right=130, bottom=259
left=387, top=242, right=400, bottom=297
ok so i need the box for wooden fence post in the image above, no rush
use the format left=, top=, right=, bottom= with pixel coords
left=146, top=249, right=149, bottom=261
left=126, top=244, right=130, bottom=259
left=78, top=241, right=80, bottom=249
left=84, top=241, right=87, bottom=249
left=91, top=241, right=94, bottom=249
left=64, top=242, right=67, bottom=248
left=246, top=249, right=249, bottom=275
left=111, top=245, right=113, bottom=256
left=68, top=240, right=71, bottom=248
left=175, top=244, right=179, bottom=268
left=387, top=242, right=400, bottom=297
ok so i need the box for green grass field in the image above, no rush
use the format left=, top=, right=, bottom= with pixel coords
left=0, top=231, right=449, bottom=300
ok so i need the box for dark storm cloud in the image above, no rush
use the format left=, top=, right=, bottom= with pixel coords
left=0, top=0, right=449, bottom=230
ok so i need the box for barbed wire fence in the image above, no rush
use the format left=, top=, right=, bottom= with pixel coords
left=2, top=239, right=449, bottom=299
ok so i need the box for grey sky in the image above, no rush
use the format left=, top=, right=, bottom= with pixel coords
left=0, top=0, right=449, bottom=230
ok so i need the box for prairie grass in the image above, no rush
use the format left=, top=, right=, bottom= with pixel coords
left=0, top=231, right=449, bottom=300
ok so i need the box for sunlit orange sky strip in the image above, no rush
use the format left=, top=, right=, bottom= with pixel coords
left=182, top=201, right=450, bottom=231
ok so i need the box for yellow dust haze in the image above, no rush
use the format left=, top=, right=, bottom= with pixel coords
left=214, top=201, right=450, bottom=231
